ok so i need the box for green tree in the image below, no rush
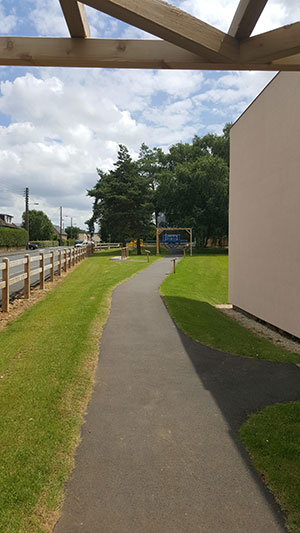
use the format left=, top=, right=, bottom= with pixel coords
left=85, top=218, right=95, bottom=239
left=22, top=210, right=53, bottom=241
left=65, top=226, right=81, bottom=240
left=88, top=145, right=153, bottom=254
left=156, top=125, right=230, bottom=246
left=137, top=143, right=166, bottom=227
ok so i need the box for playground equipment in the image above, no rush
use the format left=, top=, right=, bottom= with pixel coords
left=156, top=227, right=193, bottom=256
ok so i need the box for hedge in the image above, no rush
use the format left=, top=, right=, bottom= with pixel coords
left=0, top=228, right=28, bottom=248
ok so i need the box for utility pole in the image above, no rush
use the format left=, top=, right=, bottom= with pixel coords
left=25, top=187, right=29, bottom=235
left=60, top=206, right=63, bottom=246
left=24, top=187, right=29, bottom=249
left=71, top=217, right=73, bottom=239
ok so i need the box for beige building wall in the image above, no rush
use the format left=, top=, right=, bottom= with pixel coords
left=229, top=72, right=300, bottom=339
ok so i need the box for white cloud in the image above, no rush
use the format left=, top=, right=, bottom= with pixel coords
left=0, top=68, right=205, bottom=226
left=0, top=0, right=298, bottom=227
left=0, top=1, right=17, bottom=34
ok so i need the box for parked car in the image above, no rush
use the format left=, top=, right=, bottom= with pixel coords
left=75, top=240, right=84, bottom=247
left=28, top=243, right=38, bottom=250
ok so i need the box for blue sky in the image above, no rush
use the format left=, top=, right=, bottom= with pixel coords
left=0, top=0, right=299, bottom=228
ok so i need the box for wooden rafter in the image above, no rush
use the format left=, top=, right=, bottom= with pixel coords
left=81, top=0, right=239, bottom=62
left=228, top=0, right=268, bottom=39
left=1, top=0, right=300, bottom=72
left=240, top=22, right=300, bottom=63
left=59, top=0, right=90, bottom=38
left=1, top=37, right=300, bottom=71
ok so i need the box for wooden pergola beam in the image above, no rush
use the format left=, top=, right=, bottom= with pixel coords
left=241, top=22, right=300, bottom=63
left=59, top=0, right=90, bottom=38
left=1, top=37, right=300, bottom=71
left=228, top=0, right=268, bottom=39
left=81, top=0, right=239, bottom=62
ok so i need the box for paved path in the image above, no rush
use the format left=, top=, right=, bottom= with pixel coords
left=55, top=257, right=300, bottom=533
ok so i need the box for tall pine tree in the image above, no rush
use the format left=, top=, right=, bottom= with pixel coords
left=88, top=145, right=153, bottom=253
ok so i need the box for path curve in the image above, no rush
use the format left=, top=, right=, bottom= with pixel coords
left=55, top=257, right=300, bottom=532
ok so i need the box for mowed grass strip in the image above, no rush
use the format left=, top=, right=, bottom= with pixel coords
left=0, top=251, right=158, bottom=532
left=240, top=403, right=300, bottom=533
left=160, top=252, right=300, bottom=364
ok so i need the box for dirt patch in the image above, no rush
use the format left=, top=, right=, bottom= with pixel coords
left=219, top=306, right=300, bottom=355
left=0, top=269, right=71, bottom=332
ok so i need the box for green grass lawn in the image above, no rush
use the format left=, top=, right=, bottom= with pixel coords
left=240, top=403, right=300, bottom=533
left=0, top=251, right=159, bottom=532
left=160, top=251, right=300, bottom=364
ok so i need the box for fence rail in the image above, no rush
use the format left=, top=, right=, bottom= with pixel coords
left=1, top=245, right=93, bottom=313
left=94, top=243, right=121, bottom=250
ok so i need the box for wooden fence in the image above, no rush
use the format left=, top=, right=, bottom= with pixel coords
left=94, top=243, right=121, bottom=250
left=1, top=246, right=91, bottom=313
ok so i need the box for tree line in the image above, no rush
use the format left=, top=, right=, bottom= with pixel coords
left=88, top=124, right=230, bottom=251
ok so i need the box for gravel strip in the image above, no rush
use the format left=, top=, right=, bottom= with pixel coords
left=219, top=307, right=300, bottom=355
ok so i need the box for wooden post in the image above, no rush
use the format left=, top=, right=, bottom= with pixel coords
left=146, top=251, right=150, bottom=263
left=58, top=250, right=62, bottom=276
left=50, top=251, right=54, bottom=282
left=171, top=258, right=176, bottom=274
left=156, top=227, right=160, bottom=255
left=24, top=254, right=31, bottom=299
left=183, top=247, right=186, bottom=257
left=2, top=258, right=9, bottom=312
left=64, top=249, right=68, bottom=271
left=190, top=228, right=193, bottom=256
left=40, top=252, right=45, bottom=289
left=68, top=249, right=71, bottom=268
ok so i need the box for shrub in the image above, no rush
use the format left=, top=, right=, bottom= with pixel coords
left=0, top=228, right=28, bottom=248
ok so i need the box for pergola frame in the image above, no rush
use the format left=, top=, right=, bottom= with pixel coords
left=156, top=227, right=193, bottom=256
left=1, top=0, right=300, bottom=71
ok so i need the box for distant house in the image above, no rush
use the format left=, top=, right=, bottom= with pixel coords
left=0, top=214, right=18, bottom=229
left=52, top=225, right=67, bottom=240
left=77, top=231, right=100, bottom=243
left=78, top=231, right=88, bottom=242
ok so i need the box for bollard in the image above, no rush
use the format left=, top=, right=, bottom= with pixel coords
left=171, top=258, right=176, bottom=274
left=183, top=247, right=186, bottom=257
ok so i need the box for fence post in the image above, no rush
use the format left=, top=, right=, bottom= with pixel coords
left=40, top=252, right=45, bottom=289
left=64, top=249, right=68, bottom=272
left=58, top=250, right=62, bottom=276
left=68, top=249, right=71, bottom=269
left=24, top=254, right=31, bottom=299
left=72, top=248, right=75, bottom=266
left=50, top=251, right=54, bottom=282
left=2, top=258, right=9, bottom=312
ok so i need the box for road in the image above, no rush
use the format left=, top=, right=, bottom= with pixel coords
left=0, top=247, right=73, bottom=305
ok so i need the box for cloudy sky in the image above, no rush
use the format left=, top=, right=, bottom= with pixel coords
left=0, top=0, right=299, bottom=230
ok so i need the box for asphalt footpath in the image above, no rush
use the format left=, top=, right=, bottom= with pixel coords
left=55, top=257, right=300, bottom=533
